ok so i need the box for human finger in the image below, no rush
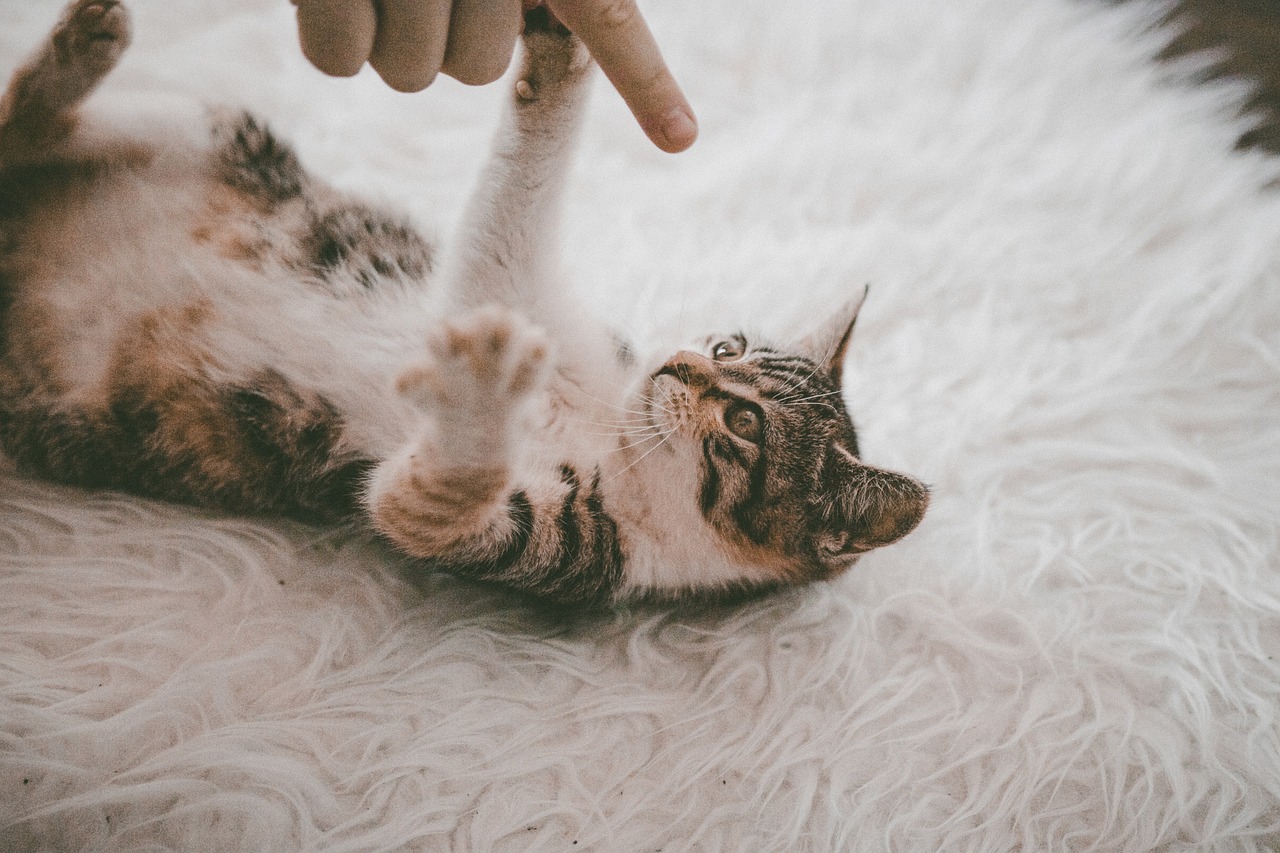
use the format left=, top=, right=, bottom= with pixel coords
left=368, top=0, right=452, bottom=92
left=545, top=0, right=696, bottom=152
left=295, top=0, right=378, bottom=78
left=442, top=0, right=523, bottom=86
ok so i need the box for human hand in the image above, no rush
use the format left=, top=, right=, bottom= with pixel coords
left=292, top=0, right=697, bottom=153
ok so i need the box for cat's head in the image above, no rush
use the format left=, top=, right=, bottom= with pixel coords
left=635, top=296, right=928, bottom=598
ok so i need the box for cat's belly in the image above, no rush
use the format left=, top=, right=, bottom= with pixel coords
left=1, top=161, right=449, bottom=458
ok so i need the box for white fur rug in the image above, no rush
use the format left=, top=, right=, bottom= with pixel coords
left=4, top=0, right=1280, bottom=849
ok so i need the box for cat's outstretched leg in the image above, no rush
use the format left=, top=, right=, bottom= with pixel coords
left=368, top=303, right=626, bottom=607
left=444, top=10, right=593, bottom=313
left=369, top=305, right=552, bottom=562
left=0, top=0, right=131, bottom=159
left=371, top=20, right=629, bottom=608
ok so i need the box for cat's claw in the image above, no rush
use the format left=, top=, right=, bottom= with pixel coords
left=53, top=0, right=131, bottom=69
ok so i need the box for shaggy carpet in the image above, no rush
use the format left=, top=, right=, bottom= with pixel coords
left=4, top=0, right=1280, bottom=849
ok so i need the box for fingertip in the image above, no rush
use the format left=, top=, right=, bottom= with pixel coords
left=657, top=106, right=697, bottom=153
left=639, top=103, right=698, bottom=153
left=444, top=62, right=510, bottom=87
left=369, top=0, right=450, bottom=93
left=296, top=0, right=377, bottom=78
left=307, top=51, right=365, bottom=78
left=544, top=0, right=695, bottom=152
left=369, top=36, right=442, bottom=92
left=372, top=63, right=439, bottom=92
left=442, top=0, right=521, bottom=86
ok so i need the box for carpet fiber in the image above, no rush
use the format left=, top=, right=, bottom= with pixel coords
left=3, top=0, right=1280, bottom=849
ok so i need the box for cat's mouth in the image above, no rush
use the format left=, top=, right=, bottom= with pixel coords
left=646, top=368, right=694, bottom=433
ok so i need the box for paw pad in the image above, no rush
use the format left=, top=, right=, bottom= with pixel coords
left=398, top=306, right=551, bottom=413
left=55, top=0, right=130, bottom=65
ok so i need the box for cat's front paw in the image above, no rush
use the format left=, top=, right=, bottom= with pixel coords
left=513, top=7, right=592, bottom=103
left=397, top=305, right=551, bottom=419
left=53, top=0, right=131, bottom=70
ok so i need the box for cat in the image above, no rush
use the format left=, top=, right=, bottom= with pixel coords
left=0, top=0, right=929, bottom=608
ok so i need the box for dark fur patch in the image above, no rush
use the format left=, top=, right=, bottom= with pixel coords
left=611, top=331, right=636, bottom=368
left=523, top=6, right=571, bottom=36
left=0, top=364, right=370, bottom=525
left=298, top=204, right=433, bottom=291
left=490, top=490, right=536, bottom=567
left=698, top=442, right=721, bottom=514
left=0, top=271, right=11, bottom=361
left=728, top=446, right=772, bottom=545
left=0, top=400, right=131, bottom=490
left=679, top=348, right=886, bottom=577
left=0, top=161, right=99, bottom=224
left=214, top=111, right=305, bottom=205
left=219, top=370, right=372, bottom=521
left=422, top=463, right=625, bottom=607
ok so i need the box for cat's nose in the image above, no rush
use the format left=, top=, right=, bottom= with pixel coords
left=658, top=350, right=718, bottom=392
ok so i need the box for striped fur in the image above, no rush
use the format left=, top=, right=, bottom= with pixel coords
left=0, top=0, right=928, bottom=609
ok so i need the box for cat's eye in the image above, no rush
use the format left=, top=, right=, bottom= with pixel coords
left=724, top=401, right=764, bottom=443
left=711, top=336, right=746, bottom=361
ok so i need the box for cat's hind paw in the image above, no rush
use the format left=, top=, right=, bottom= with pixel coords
left=397, top=305, right=551, bottom=418
left=52, top=0, right=131, bottom=73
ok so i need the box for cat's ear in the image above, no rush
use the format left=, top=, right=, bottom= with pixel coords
left=795, top=285, right=869, bottom=387
left=818, top=446, right=928, bottom=557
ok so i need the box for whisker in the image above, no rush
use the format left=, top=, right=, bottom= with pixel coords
left=579, top=414, right=655, bottom=427
left=757, top=350, right=831, bottom=401
left=775, top=388, right=843, bottom=405
left=613, top=429, right=674, bottom=453
left=564, top=382, right=676, bottom=418
left=575, top=425, right=666, bottom=438
left=770, top=363, right=826, bottom=402
left=602, top=429, right=676, bottom=486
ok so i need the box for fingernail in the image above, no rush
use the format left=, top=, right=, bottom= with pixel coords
left=660, top=108, right=697, bottom=152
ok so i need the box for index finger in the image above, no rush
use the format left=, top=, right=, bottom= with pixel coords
left=544, top=0, right=697, bottom=153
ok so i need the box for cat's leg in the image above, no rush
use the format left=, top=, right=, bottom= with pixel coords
left=369, top=305, right=551, bottom=561
left=444, top=11, right=593, bottom=313
left=446, top=12, right=625, bottom=400
left=367, top=305, right=626, bottom=607
left=0, top=0, right=131, bottom=160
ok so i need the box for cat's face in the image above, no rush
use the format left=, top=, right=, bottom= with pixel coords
left=639, top=305, right=928, bottom=589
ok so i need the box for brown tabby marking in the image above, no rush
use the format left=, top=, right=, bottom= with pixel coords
left=299, top=204, right=433, bottom=290
left=108, top=303, right=369, bottom=520
left=0, top=292, right=368, bottom=521
left=191, top=183, right=272, bottom=263
left=109, top=299, right=229, bottom=480
left=374, top=462, right=510, bottom=546
left=421, top=464, right=626, bottom=607
left=0, top=1, right=930, bottom=610
left=213, top=111, right=305, bottom=207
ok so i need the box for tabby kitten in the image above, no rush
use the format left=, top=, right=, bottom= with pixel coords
left=0, top=0, right=928, bottom=607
